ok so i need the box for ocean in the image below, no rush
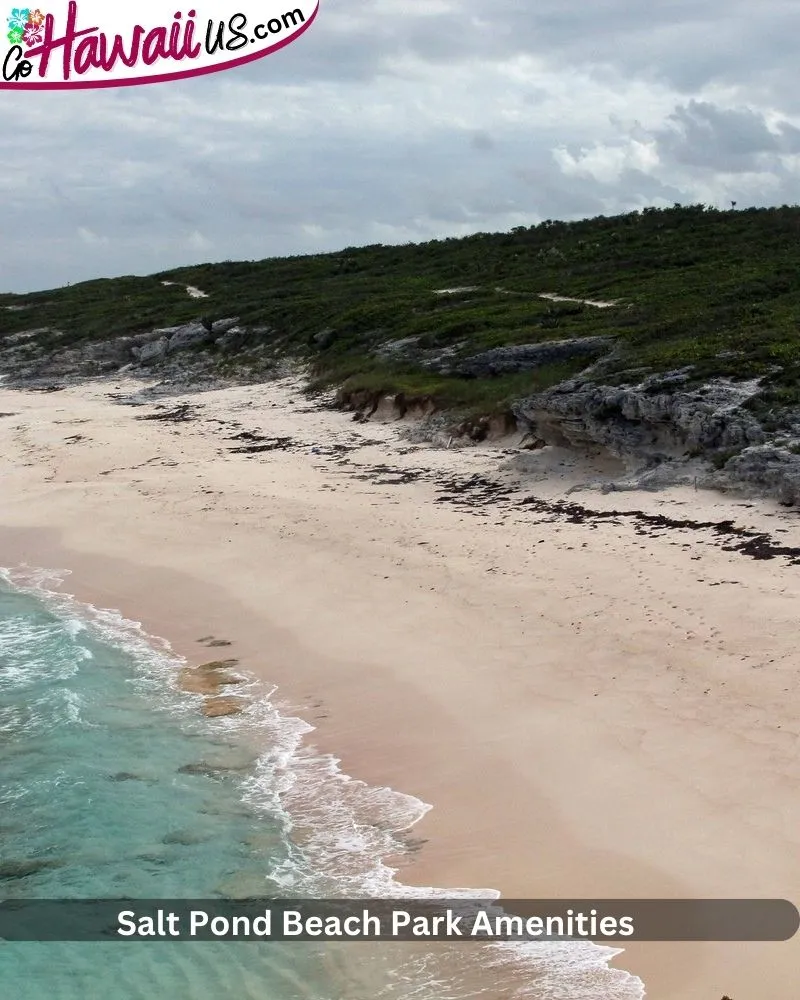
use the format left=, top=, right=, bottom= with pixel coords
left=0, top=566, right=643, bottom=999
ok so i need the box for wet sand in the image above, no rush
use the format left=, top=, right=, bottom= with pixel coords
left=1, top=375, right=799, bottom=997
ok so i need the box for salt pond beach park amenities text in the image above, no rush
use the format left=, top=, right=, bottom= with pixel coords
left=2, top=899, right=797, bottom=942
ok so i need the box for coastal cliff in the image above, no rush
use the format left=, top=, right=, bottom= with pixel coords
left=4, top=204, right=800, bottom=503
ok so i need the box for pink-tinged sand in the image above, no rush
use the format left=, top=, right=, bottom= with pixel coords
left=1, top=376, right=798, bottom=997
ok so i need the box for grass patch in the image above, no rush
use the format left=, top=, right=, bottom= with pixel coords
left=325, top=359, right=589, bottom=416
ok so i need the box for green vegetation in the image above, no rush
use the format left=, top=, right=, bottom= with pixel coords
left=322, top=362, right=591, bottom=413
left=710, top=447, right=744, bottom=470
left=4, top=203, right=800, bottom=417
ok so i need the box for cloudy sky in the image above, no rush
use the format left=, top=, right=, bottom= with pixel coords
left=2, top=0, right=799, bottom=292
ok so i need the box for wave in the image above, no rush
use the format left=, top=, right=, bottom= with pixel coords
left=0, top=563, right=644, bottom=1000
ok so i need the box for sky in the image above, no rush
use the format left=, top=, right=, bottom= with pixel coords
left=2, top=0, right=800, bottom=292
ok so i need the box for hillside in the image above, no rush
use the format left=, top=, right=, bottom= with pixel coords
left=3, top=203, right=800, bottom=502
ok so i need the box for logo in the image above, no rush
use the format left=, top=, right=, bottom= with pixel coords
left=1, top=1, right=319, bottom=88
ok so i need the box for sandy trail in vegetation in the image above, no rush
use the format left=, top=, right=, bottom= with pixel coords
left=433, top=287, right=618, bottom=307
left=160, top=280, right=209, bottom=299
left=0, top=376, right=798, bottom=999
left=538, top=292, right=618, bottom=307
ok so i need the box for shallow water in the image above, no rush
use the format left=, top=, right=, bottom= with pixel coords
left=0, top=571, right=350, bottom=998
left=0, top=567, right=643, bottom=999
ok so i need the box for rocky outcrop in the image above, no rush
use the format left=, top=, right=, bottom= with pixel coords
left=442, top=336, right=613, bottom=377
left=0, top=858, right=61, bottom=880
left=202, top=696, right=246, bottom=718
left=4, top=307, right=800, bottom=505
left=513, top=374, right=765, bottom=466
left=167, top=322, right=213, bottom=353
left=135, top=336, right=169, bottom=364
left=453, top=412, right=518, bottom=442
left=215, top=323, right=268, bottom=353
left=0, top=314, right=261, bottom=385
left=179, top=668, right=244, bottom=696
left=723, top=445, right=800, bottom=505
left=178, top=658, right=244, bottom=696
left=509, top=371, right=800, bottom=503
left=214, top=326, right=246, bottom=353
left=211, top=317, right=240, bottom=337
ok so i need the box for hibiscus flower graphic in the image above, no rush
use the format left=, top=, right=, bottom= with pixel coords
left=27, top=7, right=44, bottom=25
left=22, top=20, right=41, bottom=45
left=7, top=25, right=23, bottom=45
left=6, top=8, right=30, bottom=32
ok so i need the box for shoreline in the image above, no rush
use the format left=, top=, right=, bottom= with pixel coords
left=0, top=528, right=647, bottom=1000
left=1, top=376, right=799, bottom=996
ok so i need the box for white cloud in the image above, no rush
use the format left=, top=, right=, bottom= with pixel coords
left=554, top=140, right=660, bottom=184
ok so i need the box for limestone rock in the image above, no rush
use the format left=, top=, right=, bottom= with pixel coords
left=447, top=337, right=613, bottom=377
left=215, top=326, right=251, bottom=353
left=211, top=317, right=240, bottom=336
left=167, top=322, right=213, bottom=353
left=724, top=445, right=800, bottom=505
left=0, top=858, right=59, bottom=880
left=179, top=668, right=243, bottom=696
left=513, top=375, right=765, bottom=466
left=197, top=659, right=239, bottom=671
left=179, top=658, right=243, bottom=696
left=202, top=696, right=247, bottom=718
left=135, top=337, right=168, bottom=365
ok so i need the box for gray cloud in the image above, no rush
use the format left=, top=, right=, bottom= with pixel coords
left=654, top=101, right=800, bottom=170
left=2, top=0, right=800, bottom=291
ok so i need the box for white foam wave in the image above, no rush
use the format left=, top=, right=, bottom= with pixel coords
left=63, top=619, right=88, bottom=637
left=0, top=563, right=644, bottom=1000
left=60, top=688, right=84, bottom=724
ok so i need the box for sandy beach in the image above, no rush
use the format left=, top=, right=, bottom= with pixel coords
left=1, top=374, right=798, bottom=998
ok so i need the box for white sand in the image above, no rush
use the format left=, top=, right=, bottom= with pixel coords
left=160, top=280, right=209, bottom=299
left=0, top=375, right=798, bottom=998
left=538, top=292, right=618, bottom=308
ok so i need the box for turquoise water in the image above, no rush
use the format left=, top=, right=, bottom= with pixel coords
left=0, top=572, right=356, bottom=998
left=0, top=567, right=644, bottom=1000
